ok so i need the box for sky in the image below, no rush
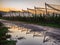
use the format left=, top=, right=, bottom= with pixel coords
left=0, top=0, right=60, bottom=10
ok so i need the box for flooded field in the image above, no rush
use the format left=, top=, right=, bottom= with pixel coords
left=4, top=23, right=60, bottom=45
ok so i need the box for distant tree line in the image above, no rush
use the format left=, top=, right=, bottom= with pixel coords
left=2, top=10, right=60, bottom=27
left=0, top=11, right=60, bottom=28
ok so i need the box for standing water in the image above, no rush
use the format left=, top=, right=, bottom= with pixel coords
left=4, top=23, right=60, bottom=45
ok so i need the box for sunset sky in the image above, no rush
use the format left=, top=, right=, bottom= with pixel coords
left=0, top=0, right=60, bottom=11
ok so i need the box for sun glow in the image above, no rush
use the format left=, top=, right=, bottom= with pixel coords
left=0, top=7, right=22, bottom=12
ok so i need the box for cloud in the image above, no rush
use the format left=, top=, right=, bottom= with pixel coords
left=0, top=0, right=60, bottom=10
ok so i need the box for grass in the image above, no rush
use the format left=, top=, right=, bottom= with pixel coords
left=0, top=40, right=16, bottom=45
left=0, top=13, right=60, bottom=28
left=2, top=18, right=60, bottom=28
left=0, top=22, right=16, bottom=45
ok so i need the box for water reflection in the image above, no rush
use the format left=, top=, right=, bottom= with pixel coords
left=5, top=23, right=60, bottom=45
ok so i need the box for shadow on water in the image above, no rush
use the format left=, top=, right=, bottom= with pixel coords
left=46, top=32, right=60, bottom=42
left=17, top=37, right=26, bottom=40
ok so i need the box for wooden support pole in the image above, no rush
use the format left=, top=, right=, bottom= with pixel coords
left=45, top=3, right=47, bottom=15
left=34, top=6, right=36, bottom=16
left=27, top=8, right=30, bottom=17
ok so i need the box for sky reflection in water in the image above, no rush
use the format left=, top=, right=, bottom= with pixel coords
left=7, top=24, right=60, bottom=45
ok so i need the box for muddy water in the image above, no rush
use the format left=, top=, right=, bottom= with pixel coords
left=6, top=23, right=60, bottom=45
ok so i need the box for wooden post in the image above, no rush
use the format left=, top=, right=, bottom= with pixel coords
left=43, top=31, right=46, bottom=43
left=34, top=6, right=36, bottom=16
left=27, top=8, right=30, bottom=17
left=22, top=9, right=23, bottom=17
left=19, top=11, right=20, bottom=17
left=45, top=3, right=47, bottom=15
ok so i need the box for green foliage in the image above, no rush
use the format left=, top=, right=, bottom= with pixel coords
left=0, top=22, right=3, bottom=26
left=0, top=27, right=8, bottom=38
left=0, top=22, right=16, bottom=45
left=0, top=40, right=16, bottom=45
left=1, top=13, right=60, bottom=28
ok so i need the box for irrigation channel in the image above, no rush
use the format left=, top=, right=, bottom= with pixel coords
left=0, top=19, right=60, bottom=45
